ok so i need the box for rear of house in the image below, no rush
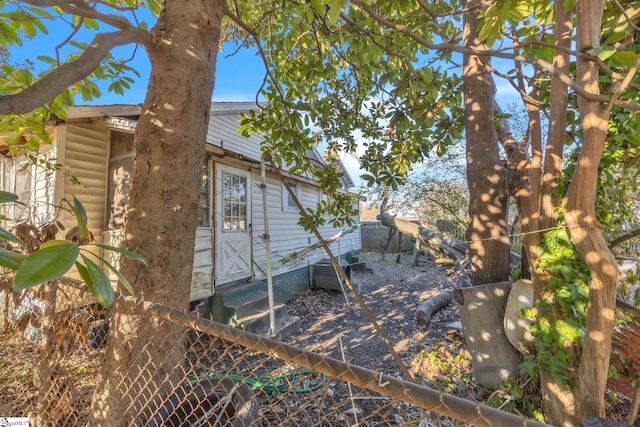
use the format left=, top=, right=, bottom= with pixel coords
left=2, top=103, right=361, bottom=327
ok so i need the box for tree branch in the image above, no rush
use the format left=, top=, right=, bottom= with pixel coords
left=0, top=30, right=149, bottom=115
left=19, top=0, right=140, bottom=31
left=608, top=228, right=640, bottom=251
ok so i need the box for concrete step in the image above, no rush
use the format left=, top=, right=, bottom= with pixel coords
left=224, top=292, right=269, bottom=320
left=219, top=280, right=266, bottom=306
left=272, top=314, right=302, bottom=340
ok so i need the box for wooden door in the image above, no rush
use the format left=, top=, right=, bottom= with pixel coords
left=215, top=164, right=252, bottom=285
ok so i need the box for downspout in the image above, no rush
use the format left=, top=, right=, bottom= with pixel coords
left=260, top=161, right=276, bottom=336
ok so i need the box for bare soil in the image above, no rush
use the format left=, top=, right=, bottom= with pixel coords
left=285, top=251, right=480, bottom=399
left=285, top=251, right=640, bottom=425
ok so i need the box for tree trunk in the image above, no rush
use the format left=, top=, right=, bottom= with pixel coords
left=459, top=0, right=517, bottom=391
left=90, top=1, right=223, bottom=424
left=565, top=0, right=618, bottom=421
left=463, top=0, right=510, bottom=286
left=536, top=2, right=577, bottom=425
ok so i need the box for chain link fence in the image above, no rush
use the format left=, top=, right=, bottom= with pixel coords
left=3, top=280, right=552, bottom=427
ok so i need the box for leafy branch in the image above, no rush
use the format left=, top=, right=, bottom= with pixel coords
left=0, top=192, right=144, bottom=307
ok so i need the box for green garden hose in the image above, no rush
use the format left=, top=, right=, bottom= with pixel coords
left=197, top=368, right=327, bottom=395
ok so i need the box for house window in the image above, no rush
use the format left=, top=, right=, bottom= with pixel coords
left=0, top=157, right=32, bottom=222
left=222, top=171, right=247, bottom=231
left=197, top=158, right=211, bottom=227
left=283, top=181, right=299, bottom=212
left=12, top=161, right=31, bottom=222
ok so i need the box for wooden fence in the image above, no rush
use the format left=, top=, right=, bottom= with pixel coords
left=360, top=221, right=417, bottom=253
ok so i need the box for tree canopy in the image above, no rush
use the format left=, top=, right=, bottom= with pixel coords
left=1, top=1, right=640, bottom=425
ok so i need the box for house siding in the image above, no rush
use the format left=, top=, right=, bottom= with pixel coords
left=249, top=166, right=361, bottom=288
left=192, top=227, right=214, bottom=301
left=37, top=105, right=360, bottom=306
left=207, top=114, right=262, bottom=161
left=56, top=124, right=109, bottom=285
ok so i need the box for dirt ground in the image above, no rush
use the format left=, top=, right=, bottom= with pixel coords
left=284, top=250, right=640, bottom=425
left=285, top=251, right=479, bottom=398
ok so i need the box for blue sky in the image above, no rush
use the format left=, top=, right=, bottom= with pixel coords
left=7, top=6, right=266, bottom=105
left=8, top=10, right=521, bottom=187
left=11, top=38, right=265, bottom=105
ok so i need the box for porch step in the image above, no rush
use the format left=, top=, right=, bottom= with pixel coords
left=224, top=292, right=269, bottom=320
left=217, top=280, right=300, bottom=338
left=219, top=280, right=267, bottom=306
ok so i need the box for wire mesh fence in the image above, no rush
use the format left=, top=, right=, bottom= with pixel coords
left=2, top=280, right=553, bottom=427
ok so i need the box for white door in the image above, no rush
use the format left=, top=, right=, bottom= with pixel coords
left=215, top=165, right=252, bottom=285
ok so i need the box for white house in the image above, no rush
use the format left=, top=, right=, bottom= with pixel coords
left=1, top=103, right=361, bottom=330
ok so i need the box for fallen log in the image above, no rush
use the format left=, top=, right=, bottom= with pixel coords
left=377, top=199, right=467, bottom=262
left=416, top=292, right=453, bottom=326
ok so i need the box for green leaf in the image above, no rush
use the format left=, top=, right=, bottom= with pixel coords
left=0, top=248, right=26, bottom=270
left=0, top=191, right=19, bottom=204
left=0, top=22, right=23, bottom=46
left=94, top=244, right=147, bottom=265
left=72, top=195, right=88, bottom=224
left=612, top=51, right=639, bottom=68
left=0, top=226, right=24, bottom=245
left=97, top=256, right=136, bottom=297
left=14, top=242, right=79, bottom=290
left=590, top=45, right=616, bottom=61
left=77, top=255, right=115, bottom=307
left=63, top=197, right=89, bottom=241
left=328, top=0, right=345, bottom=25
left=147, top=0, right=162, bottom=16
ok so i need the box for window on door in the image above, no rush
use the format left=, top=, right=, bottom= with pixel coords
left=222, top=171, right=247, bottom=231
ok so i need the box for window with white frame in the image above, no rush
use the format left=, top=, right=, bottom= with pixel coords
left=222, top=171, right=248, bottom=231
left=0, top=152, right=59, bottom=224
left=282, top=181, right=300, bottom=212
left=1, top=156, right=36, bottom=222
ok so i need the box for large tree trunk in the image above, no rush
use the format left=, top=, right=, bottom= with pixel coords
left=565, top=0, right=619, bottom=421
left=90, top=1, right=223, bottom=424
left=459, top=0, right=517, bottom=391
left=463, top=0, right=510, bottom=286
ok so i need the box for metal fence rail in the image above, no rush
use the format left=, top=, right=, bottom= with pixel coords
left=0, top=282, right=551, bottom=427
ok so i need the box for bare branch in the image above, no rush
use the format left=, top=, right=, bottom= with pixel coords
left=224, top=8, right=285, bottom=109
left=0, top=30, right=149, bottom=115
left=609, top=228, right=640, bottom=251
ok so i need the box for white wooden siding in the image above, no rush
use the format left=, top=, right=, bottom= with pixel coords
left=206, top=114, right=262, bottom=161
left=191, top=228, right=214, bottom=300
left=249, top=166, right=361, bottom=281
left=56, top=124, right=109, bottom=283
